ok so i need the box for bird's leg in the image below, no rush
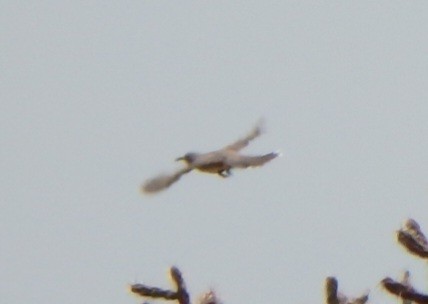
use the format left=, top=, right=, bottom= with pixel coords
left=218, top=170, right=228, bottom=178
left=218, top=169, right=232, bottom=178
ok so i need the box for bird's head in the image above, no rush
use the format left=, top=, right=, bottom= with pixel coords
left=176, top=152, right=198, bottom=164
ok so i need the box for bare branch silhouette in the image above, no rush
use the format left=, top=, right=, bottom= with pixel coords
left=170, top=266, right=190, bottom=304
left=326, top=277, right=340, bottom=304
left=325, top=277, right=369, bottom=304
left=130, top=267, right=190, bottom=304
left=397, top=219, right=428, bottom=259
left=381, top=277, right=428, bottom=304
left=130, top=284, right=177, bottom=300
left=402, top=271, right=412, bottom=304
left=405, top=219, right=428, bottom=247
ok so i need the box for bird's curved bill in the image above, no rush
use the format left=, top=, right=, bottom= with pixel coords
left=175, top=156, right=185, bottom=161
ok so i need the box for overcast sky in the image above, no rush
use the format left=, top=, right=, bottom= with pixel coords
left=2, top=1, right=428, bottom=304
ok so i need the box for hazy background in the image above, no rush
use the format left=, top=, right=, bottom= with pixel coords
left=2, top=1, right=428, bottom=303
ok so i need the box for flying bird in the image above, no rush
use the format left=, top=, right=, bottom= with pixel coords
left=142, top=121, right=280, bottom=194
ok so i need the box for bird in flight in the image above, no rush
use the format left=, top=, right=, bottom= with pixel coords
left=142, top=121, right=280, bottom=194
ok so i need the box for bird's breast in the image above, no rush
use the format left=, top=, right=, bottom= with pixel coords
left=195, top=161, right=230, bottom=173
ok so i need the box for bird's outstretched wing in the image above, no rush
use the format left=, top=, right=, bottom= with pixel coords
left=222, top=120, right=264, bottom=151
left=225, top=152, right=279, bottom=168
left=142, top=167, right=192, bottom=194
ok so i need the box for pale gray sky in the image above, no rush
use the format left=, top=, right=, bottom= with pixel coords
left=2, top=1, right=428, bottom=304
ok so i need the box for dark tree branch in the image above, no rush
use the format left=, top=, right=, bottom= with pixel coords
left=130, top=285, right=177, bottom=300
left=397, top=230, right=428, bottom=259
left=397, top=219, right=428, bottom=259
left=382, top=277, right=428, bottom=304
left=170, top=267, right=190, bottom=304
left=326, top=277, right=339, bottom=304
left=325, top=277, right=368, bottom=304
left=401, top=271, right=412, bottom=304
left=130, top=267, right=190, bottom=304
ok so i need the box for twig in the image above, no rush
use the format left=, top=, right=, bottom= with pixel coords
left=326, top=277, right=340, bottom=304
left=325, top=277, right=368, bottom=304
left=170, top=267, right=190, bottom=304
left=130, top=285, right=177, bottom=300
left=397, top=219, right=428, bottom=259
left=381, top=277, right=428, bottom=304
left=130, top=267, right=190, bottom=304
left=402, top=271, right=412, bottom=304
left=397, top=231, right=428, bottom=259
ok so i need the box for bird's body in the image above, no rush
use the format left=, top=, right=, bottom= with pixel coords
left=180, top=150, right=279, bottom=177
left=177, top=151, right=231, bottom=176
left=193, top=159, right=231, bottom=175
left=142, top=121, right=279, bottom=193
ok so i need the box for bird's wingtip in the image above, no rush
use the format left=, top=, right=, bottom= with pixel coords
left=274, top=150, right=283, bottom=157
left=255, top=118, right=266, bottom=133
left=140, top=184, right=154, bottom=195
